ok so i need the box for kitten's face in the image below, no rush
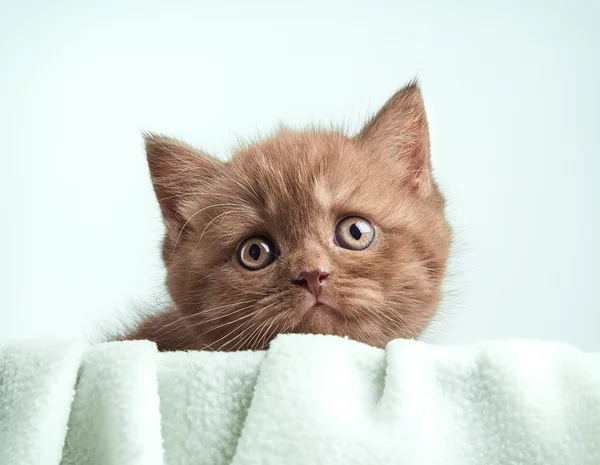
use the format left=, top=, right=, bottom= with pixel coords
left=147, top=84, right=451, bottom=351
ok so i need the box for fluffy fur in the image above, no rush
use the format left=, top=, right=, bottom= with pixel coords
left=125, top=83, right=452, bottom=351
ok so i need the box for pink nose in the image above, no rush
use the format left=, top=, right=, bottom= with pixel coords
left=293, top=269, right=330, bottom=297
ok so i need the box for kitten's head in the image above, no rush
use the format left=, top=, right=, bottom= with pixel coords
left=146, top=83, right=451, bottom=351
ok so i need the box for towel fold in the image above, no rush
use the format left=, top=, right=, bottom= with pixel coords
left=0, top=341, right=86, bottom=465
left=60, top=340, right=163, bottom=465
left=1, top=335, right=599, bottom=465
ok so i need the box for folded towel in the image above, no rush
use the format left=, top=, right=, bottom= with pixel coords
left=1, top=335, right=599, bottom=465
left=0, top=341, right=87, bottom=465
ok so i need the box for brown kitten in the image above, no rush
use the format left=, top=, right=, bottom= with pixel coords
left=125, top=82, right=451, bottom=351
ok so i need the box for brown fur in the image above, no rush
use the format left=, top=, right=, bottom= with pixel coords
left=125, top=83, right=452, bottom=351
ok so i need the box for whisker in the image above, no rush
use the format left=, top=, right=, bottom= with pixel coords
left=152, top=300, right=254, bottom=339
left=166, top=203, right=249, bottom=262
left=210, top=160, right=263, bottom=205
left=228, top=163, right=263, bottom=205
left=199, top=305, right=257, bottom=332
left=213, top=301, right=278, bottom=351
left=233, top=318, right=269, bottom=352
left=199, top=317, right=258, bottom=352
left=245, top=315, right=278, bottom=350
left=221, top=321, right=260, bottom=352
left=179, top=210, right=235, bottom=268
left=194, top=301, right=256, bottom=324
left=258, top=317, right=279, bottom=349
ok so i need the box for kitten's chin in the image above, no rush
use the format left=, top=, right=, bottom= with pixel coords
left=298, top=302, right=343, bottom=335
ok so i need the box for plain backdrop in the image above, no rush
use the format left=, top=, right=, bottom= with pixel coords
left=1, top=0, right=598, bottom=350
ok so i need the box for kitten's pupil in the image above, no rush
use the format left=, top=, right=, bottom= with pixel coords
left=350, top=223, right=362, bottom=240
left=249, top=244, right=261, bottom=261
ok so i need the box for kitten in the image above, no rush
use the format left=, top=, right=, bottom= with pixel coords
left=125, top=82, right=451, bottom=351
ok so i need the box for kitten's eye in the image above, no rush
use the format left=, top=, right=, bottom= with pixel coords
left=335, top=217, right=375, bottom=250
left=237, top=236, right=277, bottom=270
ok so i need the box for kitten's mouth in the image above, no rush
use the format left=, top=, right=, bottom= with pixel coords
left=310, top=303, right=337, bottom=316
left=302, top=293, right=342, bottom=320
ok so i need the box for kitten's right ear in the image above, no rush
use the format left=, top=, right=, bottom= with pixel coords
left=144, top=133, right=222, bottom=235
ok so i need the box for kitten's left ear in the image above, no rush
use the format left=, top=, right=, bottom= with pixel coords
left=355, top=81, right=432, bottom=196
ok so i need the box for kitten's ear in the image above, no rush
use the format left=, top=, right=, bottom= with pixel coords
left=144, top=133, right=222, bottom=234
left=356, top=82, right=432, bottom=196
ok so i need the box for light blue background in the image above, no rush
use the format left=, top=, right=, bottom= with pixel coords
left=1, top=0, right=598, bottom=349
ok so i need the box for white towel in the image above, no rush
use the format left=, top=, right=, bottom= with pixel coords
left=1, top=335, right=599, bottom=465
left=0, top=341, right=86, bottom=465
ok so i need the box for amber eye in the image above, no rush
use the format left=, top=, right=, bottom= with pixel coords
left=335, top=217, right=375, bottom=250
left=237, top=236, right=277, bottom=270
